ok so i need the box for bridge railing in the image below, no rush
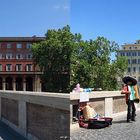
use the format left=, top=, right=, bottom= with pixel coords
left=0, top=90, right=70, bottom=140
left=70, top=91, right=140, bottom=123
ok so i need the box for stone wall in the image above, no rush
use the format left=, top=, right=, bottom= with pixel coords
left=113, top=97, right=127, bottom=113
left=0, top=91, right=70, bottom=140
left=1, top=98, right=18, bottom=126
left=27, top=103, right=70, bottom=140
left=89, top=99, right=105, bottom=116
left=70, top=91, right=136, bottom=122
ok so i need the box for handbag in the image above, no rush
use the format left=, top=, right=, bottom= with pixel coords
left=133, top=98, right=140, bottom=103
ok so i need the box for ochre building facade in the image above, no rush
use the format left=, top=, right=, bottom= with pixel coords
left=118, top=40, right=140, bottom=87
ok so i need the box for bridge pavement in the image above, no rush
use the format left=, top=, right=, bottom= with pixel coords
left=0, top=121, right=27, bottom=140
left=71, top=110, right=140, bottom=140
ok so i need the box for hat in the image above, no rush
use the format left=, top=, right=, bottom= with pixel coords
left=122, top=76, right=137, bottom=86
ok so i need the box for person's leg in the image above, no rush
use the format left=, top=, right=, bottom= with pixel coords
left=127, top=100, right=131, bottom=122
left=131, top=101, right=136, bottom=121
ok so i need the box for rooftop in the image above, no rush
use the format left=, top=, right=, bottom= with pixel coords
left=0, top=36, right=45, bottom=42
left=122, top=40, right=140, bottom=46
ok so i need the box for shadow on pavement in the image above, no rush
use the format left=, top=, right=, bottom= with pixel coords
left=112, top=120, right=129, bottom=124
left=0, top=121, right=27, bottom=140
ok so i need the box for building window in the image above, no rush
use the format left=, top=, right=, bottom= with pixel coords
left=17, top=43, right=22, bottom=49
left=26, top=64, right=32, bottom=71
left=128, top=67, right=131, bottom=73
left=132, top=52, right=137, bottom=56
left=6, top=53, right=12, bottom=59
left=7, top=43, right=12, bottom=48
left=126, top=52, right=131, bottom=56
left=129, top=47, right=131, bottom=49
left=133, top=67, right=136, bottom=73
left=121, top=52, right=125, bottom=56
left=139, top=77, right=140, bottom=82
left=128, top=59, right=131, bottom=64
left=6, top=64, right=12, bottom=71
left=26, top=43, right=32, bottom=49
left=138, top=59, right=140, bottom=64
left=0, top=64, right=2, bottom=71
left=132, top=59, right=137, bottom=64
left=0, top=53, right=2, bottom=59
left=16, top=64, right=22, bottom=71
left=16, top=54, right=22, bottom=59
left=139, top=67, right=140, bottom=73
left=138, top=52, right=140, bottom=56
left=26, top=54, right=32, bottom=59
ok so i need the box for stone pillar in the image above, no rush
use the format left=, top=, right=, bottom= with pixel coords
left=23, top=77, right=26, bottom=91
left=35, top=75, right=41, bottom=92
left=105, top=97, right=113, bottom=117
left=33, top=77, right=35, bottom=92
left=2, top=77, right=6, bottom=90
left=13, top=77, right=16, bottom=91
left=0, top=97, right=1, bottom=119
left=70, top=104, right=73, bottom=123
left=18, top=101, right=26, bottom=136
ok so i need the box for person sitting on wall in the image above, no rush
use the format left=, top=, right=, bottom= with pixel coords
left=121, top=76, right=140, bottom=122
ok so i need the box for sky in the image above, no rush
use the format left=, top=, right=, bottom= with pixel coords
left=1, top=0, right=140, bottom=47
left=0, top=0, right=70, bottom=37
left=71, top=0, right=140, bottom=46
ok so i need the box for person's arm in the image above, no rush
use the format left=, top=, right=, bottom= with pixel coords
left=121, top=85, right=130, bottom=94
left=88, top=104, right=93, bottom=108
left=78, top=105, right=85, bottom=111
left=78, top=107, right=83, bottom=111
left=134, top=85, right=140, bottom=99
left=121, top=90, right=130, bottom=94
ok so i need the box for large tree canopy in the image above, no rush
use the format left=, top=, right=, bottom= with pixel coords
left=71, top=37, right=128, bottom=90
left=32, top=25, right=127, bottom=92
left=32, top=25, right=80, bottom=92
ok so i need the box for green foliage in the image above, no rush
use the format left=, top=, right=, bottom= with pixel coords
left=71, top=36, right=128, bottom=91
left=32, top=25, right=128, bottom=92
left=32, top=25, right=80, bottom=92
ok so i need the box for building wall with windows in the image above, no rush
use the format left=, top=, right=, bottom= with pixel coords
left=118, top=40, right=140, bottom=87
left=0, top=37, right=45, bottom=91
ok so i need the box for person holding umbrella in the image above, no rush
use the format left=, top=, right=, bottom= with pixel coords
left=121, top=76, right=140, bottom=122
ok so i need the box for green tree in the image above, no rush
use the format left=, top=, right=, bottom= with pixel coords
left=32, top=25, right=127, bottom=92
left=32, top=25, right=81, bottom=92
left=71, top=37, right=128, bottom=90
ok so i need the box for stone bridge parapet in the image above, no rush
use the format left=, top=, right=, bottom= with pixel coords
left=70, top=91, right=140, bottom=123
left=0, top=90, right=70, bottom=140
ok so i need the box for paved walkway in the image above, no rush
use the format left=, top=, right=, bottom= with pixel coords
left=0, top=121, right=27, bottom=140
left=71, top=111, right=140, bottom=140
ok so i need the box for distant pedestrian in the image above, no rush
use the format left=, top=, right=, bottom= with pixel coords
left=121, top=76, right=140, bottom=122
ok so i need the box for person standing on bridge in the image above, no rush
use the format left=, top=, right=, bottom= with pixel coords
left=121, top=76, right=140, bottom=122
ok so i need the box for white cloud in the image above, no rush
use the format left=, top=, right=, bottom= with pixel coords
left=53, top=5, right=70, bottom=11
